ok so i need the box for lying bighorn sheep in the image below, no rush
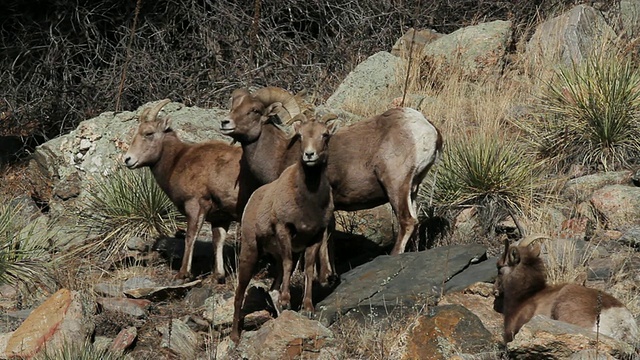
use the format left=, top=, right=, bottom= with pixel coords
left=495, top=236, right=639, bottom=344
left=230, top=113, right=338, bottom=344
left=221, top=87, right=443, bottom=280
left=123, top=99, right=251, bottom=282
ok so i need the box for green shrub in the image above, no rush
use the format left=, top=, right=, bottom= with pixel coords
left=531, top=52, right=640, bottom=172
left=0, top=203, right=52, bottom=287
left=421, top=132, right=542, bottom=234
left=75, top=168, right=183, bottom=258
left=34, top=340, right=127, bottom=360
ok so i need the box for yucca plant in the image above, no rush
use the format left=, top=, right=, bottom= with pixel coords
left=0, top=203, right=52, bottom=288
left=75, top=167, right=183, bottom=258
left=421, top=131, right=543, bottom=234
left=530, top=51, right=640, bottom=172
left=34, top=340, right=127, bottom=360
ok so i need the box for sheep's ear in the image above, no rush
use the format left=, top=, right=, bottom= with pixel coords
left=292, top=119, right=303, bottom=135
left=160, top=116, right=171, bottom=132
left=507, top=247, right=520, bottom=265
left=325, top=118, right=340, bottom=135
left=528, top=242, right=541, bottom=258
left=264, top=102, right=283, bottom=122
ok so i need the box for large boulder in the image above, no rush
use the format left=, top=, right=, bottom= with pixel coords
left=590, top=184, right=640, bottom=229
left=526, top=4, right=617, bottom=71
left=316, top=244, right=493, bottom=325
left=325, top=51, right=406, bottom=115
left=422, top=20, right=512, bottom=80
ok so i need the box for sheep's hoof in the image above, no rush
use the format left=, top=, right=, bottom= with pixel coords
left=213, top=273, right=226, bottom=284
left=300, top=309, right=314, bottom=319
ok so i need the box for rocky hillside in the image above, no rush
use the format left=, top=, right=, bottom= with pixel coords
left=2, top=3, right=640, bottom=359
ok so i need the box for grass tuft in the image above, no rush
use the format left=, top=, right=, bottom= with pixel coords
left=0, top=203, right=53, bottom=289
left=528, top=51, right=640, bottom=172
left=74, top=167, right=183, bottom=259
left=33, top=339, right=127, bottom=360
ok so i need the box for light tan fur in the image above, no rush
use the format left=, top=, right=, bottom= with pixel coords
left=123, top=99, right=253, bottom=282
left=221, top=87, right=443, bottom=283
left=495, top=238, right=639, bottom=345
left=230, top=115, right=338, bottom=344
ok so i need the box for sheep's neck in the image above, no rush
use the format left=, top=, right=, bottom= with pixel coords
left=150, top=132, right=187, bottom=195
left=242, top=124, right=299, bottom=185
left=503, top=262, right=547, bottom=316
left=292, top=160, right=331, bottom=210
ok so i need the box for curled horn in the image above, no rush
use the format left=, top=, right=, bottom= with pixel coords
left=517, top=234, right=550, bottom=247
left=320, top=112, right=338, bottom=123
left=145, top=99, right=171, bottom=121
left=253, top=87, right=303, bottom=123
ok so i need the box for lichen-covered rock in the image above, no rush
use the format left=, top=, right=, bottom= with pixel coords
left=590, top=184, right=640, bottom=228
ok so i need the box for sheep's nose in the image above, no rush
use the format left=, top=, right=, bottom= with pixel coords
left=124, top=156, right=131, bottom=165
left=304, top=152, right=315, bottom=159
left=221, top=119, right=229, bottom=126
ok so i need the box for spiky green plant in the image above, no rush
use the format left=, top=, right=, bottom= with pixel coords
left=34, top=339, right=127, bottom=360
left=530, top=51, right=640, bottom=172
left=75, top=167, right=183, bottom=258
left=420, top=132, right=543, bottom=234
left=0, top=203, right=52, bottom=287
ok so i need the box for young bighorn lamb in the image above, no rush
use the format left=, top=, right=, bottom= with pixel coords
left=123, top=99, right=250, bottom=282
left=221, top=87, right=443, bottom=280
left=495, top=237, right=639, bottom=345
left=230, top=114, right=338, bottom=344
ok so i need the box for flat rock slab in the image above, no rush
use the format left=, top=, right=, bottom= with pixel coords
left=316, top=244, right=488, bottom=325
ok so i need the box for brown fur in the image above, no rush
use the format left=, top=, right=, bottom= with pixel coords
left=230, top=117, right=337, bottom=344
left=496, top=239, right=635, bottom=343
left=124, top=100, right=253, bottom=282
left=221, top=88, right=443, bottom=282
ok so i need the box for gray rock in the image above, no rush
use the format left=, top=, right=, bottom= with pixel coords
left=590, top=184, right=640, bottom=228
left=526, top=4, right=617, bottom=71
left=122, top=277, right=157, bottom=291
left=618, top=226, right=640, bottom=249
left=422, top=20, right=512, bottom=80
left=158, top=319, right=199, bottom=359
left=316, top=244, right=488, bottom=325
left=562, top=171, right=633, bottom=203
left=326, top=51, right=406, bottom=113
left=508, top=315, right=636, bottom=359
left=444, top=256, right=497, bottom=293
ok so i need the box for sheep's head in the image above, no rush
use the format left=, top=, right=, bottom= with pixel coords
left=220, top=87, right=302, bottom=142
left=123, top=99, right=172, bottom=169
left=291, top=112, right=339, bottom=167
left=495, top=236, right=547, bottom=302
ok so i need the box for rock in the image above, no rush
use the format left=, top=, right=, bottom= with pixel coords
left=526, top=4, right=617, bottom=71
left=616, top=0, right=640, bottom=38
left=0, top=332, right=13, bottom=360
left=507, top=315, right=636, bottom=359
left=326, top=51, right=406, bottom=114
left=316, top=244, right=489, bottom=325
left=558, top=217, right=594, bottom=240
left=438, top=282, right=504, bottom=342
left=8, top=195, right=41, bottom=222
left=183, top=287, right=213, bottom=309
left=126, top=236, right=148, bottom=252
left=235, top=310, right=334, bottom=360
left=618, top=226, right=640, bottom=249
left=52, top=170, right=81, bottom=200
left=94, top=282, right=124, bottom=298
left=5, top=289, right=95, bottom=359
left=203, top=285, right=274, bottom=330
left=122, top=277, right=157, bottom=291
left=123, top=279, right=201, bottom=301
left=562, top=171, right=633, bottom=203
left=401, top=304, right=496, bottom=360
left=0, top=285, right=18, bottom=312
left=109, top=326, right=137, bottom=354
left=590, top=184, right=640, bottom=228
left=0, top=309, right=32, bottom=333
left=391, top=27, right=442, bottom=57
left=97, top=297, right=150, bottom=318
left=158, top=319, right=199, bottom=359
left=333, top=204, right=396, bottom=248
left=422, top=20, right=512, bottom=80
left=443, top=257, right=497, bottom=293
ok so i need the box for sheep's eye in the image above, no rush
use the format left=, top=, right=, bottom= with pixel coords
left=144, top=132, right=154, bottom=139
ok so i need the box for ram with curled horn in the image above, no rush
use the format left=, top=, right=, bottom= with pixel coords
left=221, top=87, right=443, bottom=286
left=123, top=99, right=249, bottom=283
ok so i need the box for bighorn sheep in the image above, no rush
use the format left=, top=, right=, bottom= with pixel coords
left=123, top=99, right=251, bottom=282
left=495, top=236, right=639, bottom=345
left=230, top=113, right=338, bottom=344
left=221, top=87, right=443, bottom=280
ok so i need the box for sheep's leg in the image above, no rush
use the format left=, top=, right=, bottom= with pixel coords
left=230, top=231, right=258, bottom=344
left=318, top=217, right=337, bottom=286
left=275, top=223, right=293, bottom=310
left=211, top=222, right=230, bottom=284
left=389, top=181, right=419, bottom=255
left=176, top=200, right=206, bottom=280
left=303, top=238, right=322, bottom=317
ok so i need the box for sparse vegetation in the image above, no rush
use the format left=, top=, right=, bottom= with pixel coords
left=0, top=203, right=53, bottom=289
left=528, top=50, right=640, bottom=173
left=74, top=167, right=183, bottom=259
left=33, top=339, right=127, bottom=360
